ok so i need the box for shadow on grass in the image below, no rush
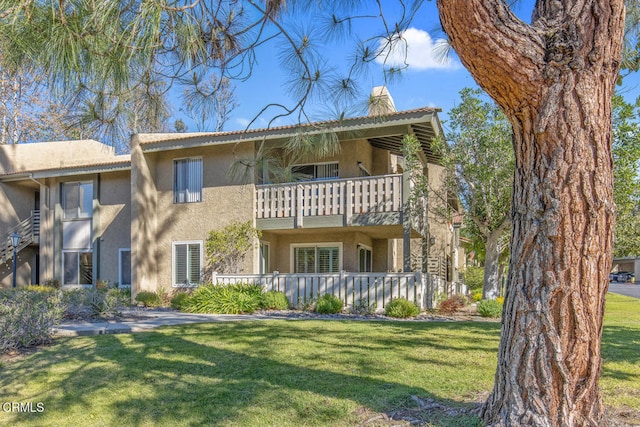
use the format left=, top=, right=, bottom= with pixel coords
left=601, top=325, right=640, bottom=382
left=1, top=320, right=499, bottom=426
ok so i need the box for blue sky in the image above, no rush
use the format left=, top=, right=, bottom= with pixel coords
left=175, top=0, right=639, bottom=133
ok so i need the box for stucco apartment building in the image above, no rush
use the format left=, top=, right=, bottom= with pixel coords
left=0, top=89, right=464, bottom=297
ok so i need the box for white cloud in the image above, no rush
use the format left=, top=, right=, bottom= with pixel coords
left=376, top=28, right=459, bottom=71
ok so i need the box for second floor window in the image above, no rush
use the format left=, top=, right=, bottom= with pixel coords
left=174, top=158, right=202, bottom=203
left=291, top=162, right=339, bottom=181
left=62, top=181, right=93, bottom=219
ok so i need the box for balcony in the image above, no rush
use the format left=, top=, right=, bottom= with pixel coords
left=256, top=174, right=405, bottom=229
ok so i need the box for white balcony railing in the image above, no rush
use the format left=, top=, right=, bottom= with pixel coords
left=256, top=174, right=403, bottom=222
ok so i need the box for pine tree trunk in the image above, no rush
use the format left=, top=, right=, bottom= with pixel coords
left=437, top=1, right=625, bottom=425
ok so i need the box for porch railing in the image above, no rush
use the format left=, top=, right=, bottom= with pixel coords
left=0, top=210, right=40, bottom=264
left=256, top=174, right=403, bottom=222
left=211, top=271, right=467, bottom=310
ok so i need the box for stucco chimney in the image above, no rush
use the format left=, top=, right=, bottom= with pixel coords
left=368, top=86, right=397, bottom=116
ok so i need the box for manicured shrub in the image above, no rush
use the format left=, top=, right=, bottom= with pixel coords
left=385, top=298, right=419, bottom=318
left=185, top=283, right=263, bottom=314
left=477, top=299, right=503, bottom=318
left=135, top=291, right=164, bottom=307
left=260, top=291, right=289, bottom=310
left=171, top=291, right=192, bottom=310
left=0, top=289, right=64, bottom=353
left=438, top=295, right=468, bottom=314
left=315, top=293, right=343, bottom=314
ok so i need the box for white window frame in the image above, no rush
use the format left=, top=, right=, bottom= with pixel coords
left=358, top=244, right=373, bottom=273
left=119, top=248, right=131, bottom=288
left=173, top=157, right=203, bottom=204
left=259, top=241, right=270, bottom=274
left=172, top=240, right=203, bottom=287
left=62, top=250, right=93, bottom=287
left=62, top=181, right=93, bottom=220
left=291, top=243, right=343, bottom=273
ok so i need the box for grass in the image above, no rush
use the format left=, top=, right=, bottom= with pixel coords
left=0, top=293, right=637, bottom=426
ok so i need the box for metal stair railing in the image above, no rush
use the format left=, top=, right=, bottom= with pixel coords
left=1, top=210, right=40, bottom=264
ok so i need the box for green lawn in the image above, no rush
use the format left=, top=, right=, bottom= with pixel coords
left=0, top=293, right=638, bottom=426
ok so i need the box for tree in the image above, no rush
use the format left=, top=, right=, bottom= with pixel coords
left=612, top=94, right=640, bottom=257
left=205, top=221, right=260, bottom=274
left=182, top=73, right=238, bottom=131
left=0, top=63, right=78, bottom=144
left=437, top=1, right=625, bottom=425
left=435, top=88, right=513, bottom=300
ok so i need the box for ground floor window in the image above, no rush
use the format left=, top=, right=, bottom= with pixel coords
left=173, top=241, right=202, bottom=286
left=358, top=245, right=372, bottom=272
left=293, top=244, right=341, bottom=273
left=63, top=251, right=92, bottom=285
left=119, top=248, right=131, bottom=287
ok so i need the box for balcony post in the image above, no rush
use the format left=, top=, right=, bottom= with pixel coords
left=345, top=180, right=353, bottom=225
left=296, top=184, right=304, bottom=228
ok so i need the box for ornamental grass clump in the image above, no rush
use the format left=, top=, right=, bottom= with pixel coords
left=185, top=283, right=263, bottom=314
left=0, top=288, right=64, bottom=353
left=385, top=297, right=419, bottom=318
left=315, top=293, right=343, bottom=314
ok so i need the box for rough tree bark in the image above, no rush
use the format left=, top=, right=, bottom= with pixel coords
left=437, top=1, right=625, bottom=426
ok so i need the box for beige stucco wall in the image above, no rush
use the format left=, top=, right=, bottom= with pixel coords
left=96, top=170, right=131, bottom=285
left=132, top=137, right=257, bottom=294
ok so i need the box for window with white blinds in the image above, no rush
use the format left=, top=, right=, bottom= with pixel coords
left=173, top=242, right=202, bottom=286
left=174, top=158, right=202, bottom=203
left=293, top=245, right=340, bottom=273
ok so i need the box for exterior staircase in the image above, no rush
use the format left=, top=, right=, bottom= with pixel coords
left=1, top=210, right=40, bottom=264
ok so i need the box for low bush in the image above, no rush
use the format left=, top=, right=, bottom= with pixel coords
left=0, top=288, right=64, bottom=353
left=477, top=299, right=503, bottom=318
left=91, top=288, right=131, bottom=316
left=385, top=298, right=419, bottom=318
left=472, top=291, right=483, bottom=302
left=315, top=294, right=343, bottom=314
left=134, top=291, right=164, bottom=308
left=438, top=295, right=468, bottom=314
left=185, top=283, right=263, bottom=314
left=171, top=291, right=192, bottom=310
left=25, top=285, right=58, bottom=293
left=260, top=291, right=289, bottom=310
left=351, top=298, right=376, bottom=315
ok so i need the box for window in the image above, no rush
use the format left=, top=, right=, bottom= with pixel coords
left=293, top=244, right=341, bottom=273
left=119, top=249, right=131, bottom=287
left=63, top=251, right=92, bottom=285
left=358, top=245, right=373, bottom=272
left=174, top=158, right=202, bottom=203
left=62, top=181, right=93, bottom=219
left=291, top=162, right=339, bottom=181
left=173, top=242, right=202, bottom=286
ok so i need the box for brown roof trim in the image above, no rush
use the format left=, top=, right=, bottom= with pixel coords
left=0, top=160, right=131, bottom=180
left=137, top=107, right=441, bottom=148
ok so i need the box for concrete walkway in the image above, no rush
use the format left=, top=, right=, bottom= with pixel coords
left=54, top=310, right=276, bottom=337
